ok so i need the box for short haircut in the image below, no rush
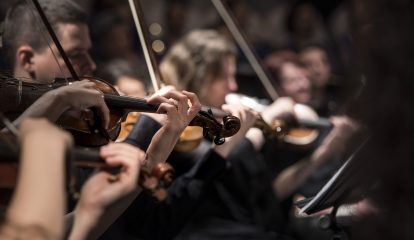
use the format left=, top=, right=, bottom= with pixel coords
left=3, top=0, right=87, bottom=65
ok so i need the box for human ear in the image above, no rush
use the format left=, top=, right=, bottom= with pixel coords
left=16, top=45, right=36, bottom=75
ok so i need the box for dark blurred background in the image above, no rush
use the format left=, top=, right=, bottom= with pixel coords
left=0, top=0, right=350, bottom=98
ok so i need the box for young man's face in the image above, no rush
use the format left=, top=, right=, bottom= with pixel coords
left=30, top=22, right=96, bottom=83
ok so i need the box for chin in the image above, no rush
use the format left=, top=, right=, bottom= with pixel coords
left=212, top=101, right=225, bottom=109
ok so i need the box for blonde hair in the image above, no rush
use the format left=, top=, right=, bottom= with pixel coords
left=160, top=29, right=236, bottom=101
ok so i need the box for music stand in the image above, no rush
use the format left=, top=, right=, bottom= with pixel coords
left=295, top=139, right=369, bottom=240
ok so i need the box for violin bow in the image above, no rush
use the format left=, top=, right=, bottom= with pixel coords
left=26, top=0, right=111, bottom=141
left=211, top=0, right=279, bottom=101
left=128, top=0, right=163, bottom=92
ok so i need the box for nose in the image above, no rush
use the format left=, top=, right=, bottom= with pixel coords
left=298, top=76, right=310, bottom=89
left=83, top=54, right=96, bottom=75
left=228, top=77, right=238, bottom=92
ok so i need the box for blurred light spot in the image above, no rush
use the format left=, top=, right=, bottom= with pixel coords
left=149, top=23, right=162, bottom=36
left=152, top=40, right=165, bottom=53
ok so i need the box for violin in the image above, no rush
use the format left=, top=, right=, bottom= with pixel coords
left=0, top=132, right=174, bottom=203
left=118, top=112, right=140, bottom=141
left=0, top=76, right=241, bottom=147
left=225, top=93, right=332, bottom=148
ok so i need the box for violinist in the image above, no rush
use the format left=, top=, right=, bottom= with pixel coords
left=3, top=0, right=110, bottom=128
left=158, top=29, right=360, bottom=239
left=264, top=50, right=313, bottom=105
left=298, top=45, right=345, bottom=117
left=158, top=29, right=291, bottom=238
left=264, top=50, right=358, bottom=209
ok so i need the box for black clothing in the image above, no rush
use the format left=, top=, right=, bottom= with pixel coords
left=100, top=115, right=228, bottom=240
left=175, top=139, right=289, bottom=240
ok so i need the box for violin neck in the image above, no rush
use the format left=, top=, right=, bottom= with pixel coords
left=104, top=94, right=159, bottom=113
left=201, top=106, right=229, bottom=118
left=299, top=118, right=332, bottom=129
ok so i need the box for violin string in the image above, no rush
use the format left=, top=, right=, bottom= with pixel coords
left=211, top=0, right=279, bottom=101
left=25, top=0, right=67, bottom=83
left=128, top=0, right=162, bottom=91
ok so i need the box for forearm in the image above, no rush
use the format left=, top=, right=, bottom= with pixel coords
left=214, top=126, right=263, bottom=158
left=245, top=127, right=265, bottom=151
left=7, top=134, right=67, bottom=238
left=146, top=127, right=181, bottom=166
left=273, top=158, right=319, bottom=200
left=13, top=91, right=68, bottom=126
left=274, top=127, right=345, bottom=201
left=69, top=189, right=141, bottom=240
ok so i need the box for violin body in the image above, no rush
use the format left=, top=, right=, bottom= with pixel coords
left=58, top=77, right=125, bottom=146
left=117, top=112, right=141, bottom=141
left=0, top=77, right=125, bottom=147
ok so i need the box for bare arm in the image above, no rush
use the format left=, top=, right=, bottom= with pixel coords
left=13, top=80, right=110, bottom=128
left=2, top=119, right=72, bottom=239
left=68, top=143, right=144, bottom=240
left=145, top=90, right=201, bottom=166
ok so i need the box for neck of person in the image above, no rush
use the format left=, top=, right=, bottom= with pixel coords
left=13, top=67, right=53, bottom=84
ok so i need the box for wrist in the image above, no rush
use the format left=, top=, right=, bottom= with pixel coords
left=245, top=128, right=265, bottom=151
left=260, top=112, right=273, bottom=126
left=48, top=88, right=71, bottom=112
left=69, top=204, right=103, bottom=240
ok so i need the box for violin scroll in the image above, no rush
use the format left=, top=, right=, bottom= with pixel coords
left=190, top=109, right=241, bottom=145
left=139, top=162, right=174, bottom=201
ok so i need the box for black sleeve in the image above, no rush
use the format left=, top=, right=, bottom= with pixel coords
left=123, top=115, right=161, bottom=150
left=227, top=137, right=265, bottom=176
left=122, top=149, right=227, bottom=240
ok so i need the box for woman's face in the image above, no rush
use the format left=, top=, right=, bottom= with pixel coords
left=280, top=62, right=312, bottom=104
left=203, top=55, right=238, bottom=108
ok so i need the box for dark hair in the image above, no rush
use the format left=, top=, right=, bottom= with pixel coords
left=3, top=0, right=87, bottom=65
